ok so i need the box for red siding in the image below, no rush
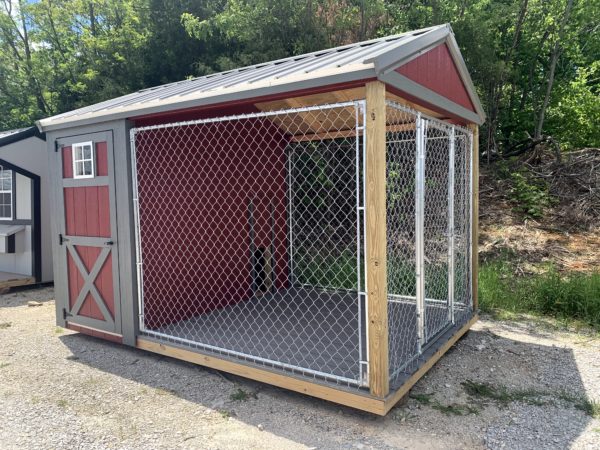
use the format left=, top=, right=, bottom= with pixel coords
left=96, top=142, right=108, bottom=176
left=135, top=119, right=289, bottom=329
left=64, top=186, right=111, bottom=238
left=62, top=147, right=73, bottom=178
left=396, top=43, right=475, bottom=112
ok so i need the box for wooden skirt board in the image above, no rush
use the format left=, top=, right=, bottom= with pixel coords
left=136, top=312, right=478, bottom=415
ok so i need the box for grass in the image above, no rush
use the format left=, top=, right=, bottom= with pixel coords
left=295, top=243, right=600, bottom=331
left=409, top=392, right=434, bottom=405
left=462, top=380, right=544, bottom=406
left=54, top=326, right=64, bottom=334
left=463, top=380, right=600, bottom=417
left=410, top=391, right=479, bottom=416
left=229, top=388, right=257, bottom=402
left=479, top=259, right=600, bottom=331
left=432, top=402, right=480, bottom=416
left=0, top=362, right=10, bottom=369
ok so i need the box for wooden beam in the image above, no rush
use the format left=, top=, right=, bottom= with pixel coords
left=137, top=338, right=387, bottom=415
left=290, top=122, right=417, bottom=143
left=468, top=124, right=479, bottom=311
left=383, top=314, right=479, bottom=414
left=365, top=81, right=389, bottom=398
left=0, top=275, right=35, bottom=291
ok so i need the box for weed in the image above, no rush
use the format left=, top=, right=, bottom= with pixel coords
left=508, top=171, right=555, bottom=219
left=155, top=387, right=176, bottom=396
left=219, top=409, right=231, bottom=419
left=580, top=399, right=600, bottom=418
left=0, top=362, right=10, bottom=369
left=230, top=388, right=257, bottom=402
left=409, top=392, right=434, bottom=405
left=54, top=326, right=64, bottom=334
left=431, top=402, right=479, bottom=416
left=461, top=380, right=513, bottom=405
left=56, top=399, right=68, bottom=408
left=392, top=409, right=416, bottom=422
left=462, top=380, right=546, bottom=406
left=0, top=322, right=11, bottom=329
left=463, top=381, right=599, bottom=417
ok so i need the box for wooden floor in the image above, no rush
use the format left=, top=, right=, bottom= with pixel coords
left=149, top=286, right=451, bottom=384
left=0, top=271, right=35, bottom=290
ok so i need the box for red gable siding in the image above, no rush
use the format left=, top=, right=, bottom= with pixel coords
left=395, top=43, right=475, bottom=112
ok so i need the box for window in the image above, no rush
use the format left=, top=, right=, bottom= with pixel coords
left=0, top=168, right=12, bottom=220
left=72, top=141, right=95, bottom=178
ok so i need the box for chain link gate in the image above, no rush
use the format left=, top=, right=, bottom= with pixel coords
left=386, top=101, right=473, bottom=384
left=131, top=102, right=370, bottom=388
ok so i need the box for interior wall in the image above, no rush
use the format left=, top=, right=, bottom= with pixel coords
left=134, top=118, right=289, bottom=329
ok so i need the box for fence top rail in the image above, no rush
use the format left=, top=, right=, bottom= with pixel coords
left=131, top=100, right=367, bottom=133
left=385, top=99, right=473, bottom=136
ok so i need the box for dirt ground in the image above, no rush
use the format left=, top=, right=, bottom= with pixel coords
left=0, top=287, right=599, bottom=450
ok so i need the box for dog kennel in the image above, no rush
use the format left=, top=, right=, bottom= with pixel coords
left=39, top=24, right=484, bottom=414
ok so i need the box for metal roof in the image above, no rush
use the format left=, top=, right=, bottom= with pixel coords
left=0, top=128, right=29, bottom=139
left=38, top=24, right=485, bottom=131
left=0, top=127, right=45, bottom=147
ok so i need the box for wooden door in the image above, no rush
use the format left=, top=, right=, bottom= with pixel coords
left=54, top=131, right=121, bottom=334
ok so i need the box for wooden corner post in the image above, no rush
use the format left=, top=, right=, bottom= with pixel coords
left=365, top=81, right=389, bottom=398
left=468, top=124, right=479, bottom=311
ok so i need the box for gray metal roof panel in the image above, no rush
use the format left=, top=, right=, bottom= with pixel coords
left=38, top=24, right=485, bottom=130
left=0, top=128, right=29, bottom=139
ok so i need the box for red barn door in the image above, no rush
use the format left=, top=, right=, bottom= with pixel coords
left=54, top=131, right=121, bottom=335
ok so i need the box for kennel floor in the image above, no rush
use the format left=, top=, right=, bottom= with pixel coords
left=149, top=286, right=452, bottom=384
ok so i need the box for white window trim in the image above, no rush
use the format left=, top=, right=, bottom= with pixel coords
left=72, top=141, right=95, bottom=179
left=0, top=168, right=12, bottom=221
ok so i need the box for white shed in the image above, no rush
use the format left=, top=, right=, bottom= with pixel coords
left=0, top=127, right=53, bottom=288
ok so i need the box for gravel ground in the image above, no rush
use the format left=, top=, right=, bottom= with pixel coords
left=0, top=287, right=598, bottom=449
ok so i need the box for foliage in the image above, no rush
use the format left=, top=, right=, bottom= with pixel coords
left=508, top=171, right=554, bottom=219
left=0, top=0, right=598, bottom=153
left=479, top=259, right=600, bottom=331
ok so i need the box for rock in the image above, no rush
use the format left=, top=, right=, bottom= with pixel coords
left=27, top=301, right=43, bottom=307
left=257, top=424, right=264, bottom=431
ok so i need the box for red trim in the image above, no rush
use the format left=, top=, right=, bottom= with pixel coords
left=132, top=78, right=377, bottom=127
left=66, top=323, right=123, bottom=344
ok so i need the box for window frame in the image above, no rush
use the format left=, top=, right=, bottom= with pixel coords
left=0, top=167, right=14, bottom=221
left=72, top=141, right=95, bottom=179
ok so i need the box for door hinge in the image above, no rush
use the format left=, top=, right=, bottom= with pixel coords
left=58, top=233, right=68, bottom=245
left=54, top=141, right=63, bottom=152
left=62, top=308, right=73, bottom=320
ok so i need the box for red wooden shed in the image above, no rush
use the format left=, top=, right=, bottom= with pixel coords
left=38, top=24, right=484, bottom=415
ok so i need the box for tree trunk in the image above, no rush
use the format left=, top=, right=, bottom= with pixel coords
left=534, top=0, right=574, bottom=139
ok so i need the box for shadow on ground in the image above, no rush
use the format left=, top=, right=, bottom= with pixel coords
left=59, top=326, right=594, bottom=449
